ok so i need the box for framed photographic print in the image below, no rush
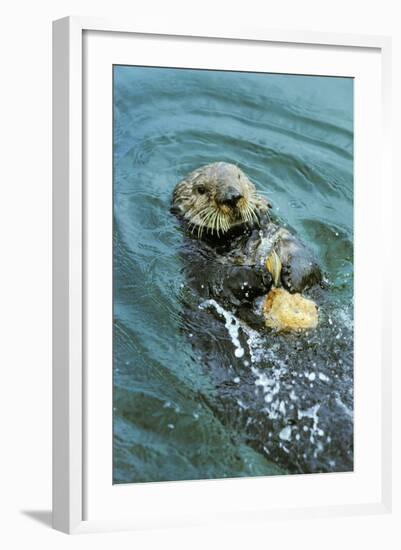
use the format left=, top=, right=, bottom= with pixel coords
left=52, top=17, right=392, bottom=534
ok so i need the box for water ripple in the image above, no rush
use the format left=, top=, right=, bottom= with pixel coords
left=113, top=66, right=354, bottom=482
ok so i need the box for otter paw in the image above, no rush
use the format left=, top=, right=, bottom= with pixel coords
left=281, top=259, right=322, bottom=294
left=222, top=266, right=273, bottom=305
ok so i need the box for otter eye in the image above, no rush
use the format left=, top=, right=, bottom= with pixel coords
left=197, top=185, right=206, bottom=195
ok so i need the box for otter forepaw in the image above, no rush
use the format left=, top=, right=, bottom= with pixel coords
left=219, top=266, right=273, bottom=306
left=281, top=258, right=322, bottom=294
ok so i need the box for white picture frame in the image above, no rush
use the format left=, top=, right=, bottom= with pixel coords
left=52, top=16, right=392, bottom=534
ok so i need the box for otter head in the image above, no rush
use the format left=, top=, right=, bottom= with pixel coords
left=171, top=162, right=271, bottom=240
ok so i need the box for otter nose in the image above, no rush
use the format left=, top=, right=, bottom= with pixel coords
left=219, top=187, right=243, bottom=207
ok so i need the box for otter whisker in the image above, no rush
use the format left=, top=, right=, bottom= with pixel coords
left=212, top=217, right=217, bottom=237
left=190, top=207, right=212, bottom=232
left=188, top=222, right=197, bottom=236
left=219, top=214, right=225, bottom=233
left=247, top=203, right=259, bottom=225
left=215, top=213, right=220, bottom=237
left=219, top=212, right=229, bottom=234
left=199, top=209, right=215, bottom=227
left=216, top=213, right=223, bottom=237
left=215, top=213, right=221, bottom=236
left=242, top=205, right=252, bottom=224
left=241, top=204, right=254, bottom=225
left=185, top=207, right=201, bottom=226
left=210, top=211, right=218, bottom=235
left=250, top=190, right=272, bottom=202
left=204, top=211, right=214, bottom=235
left=186, top=207, right=215, bottom=238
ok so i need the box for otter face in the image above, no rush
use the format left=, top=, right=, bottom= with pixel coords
left=171, top=162, right=271, bottom=239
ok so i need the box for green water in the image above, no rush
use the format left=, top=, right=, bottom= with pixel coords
left=113, top=66, right=353, bottom=483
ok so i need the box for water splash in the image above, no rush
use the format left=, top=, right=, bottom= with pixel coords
left=199, top=299, right=245, bottom=358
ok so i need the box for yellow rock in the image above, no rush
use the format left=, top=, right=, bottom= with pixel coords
left=263, top=288, right=318, bottom=332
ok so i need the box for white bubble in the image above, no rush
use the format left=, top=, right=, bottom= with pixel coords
left=279, top=426, right=292, bottom=441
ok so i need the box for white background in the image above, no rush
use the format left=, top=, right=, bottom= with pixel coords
left=85, top=31, right=383, bottom=523
left=0, top=0, right=399, bottom=548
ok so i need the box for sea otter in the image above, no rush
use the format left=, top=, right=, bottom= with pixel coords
left=170, top=162, right=353, bottom=476
left=171, top=161, right=322, bottom=327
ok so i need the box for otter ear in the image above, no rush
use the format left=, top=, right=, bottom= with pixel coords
left=257, top=196, right=273, bottom=211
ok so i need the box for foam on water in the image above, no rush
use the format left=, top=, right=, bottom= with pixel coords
left=279, top=426, right=292, bottom=441
left=200, top=299, right=245, bottom=358
left=298, top=404, right=321, bottom=443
